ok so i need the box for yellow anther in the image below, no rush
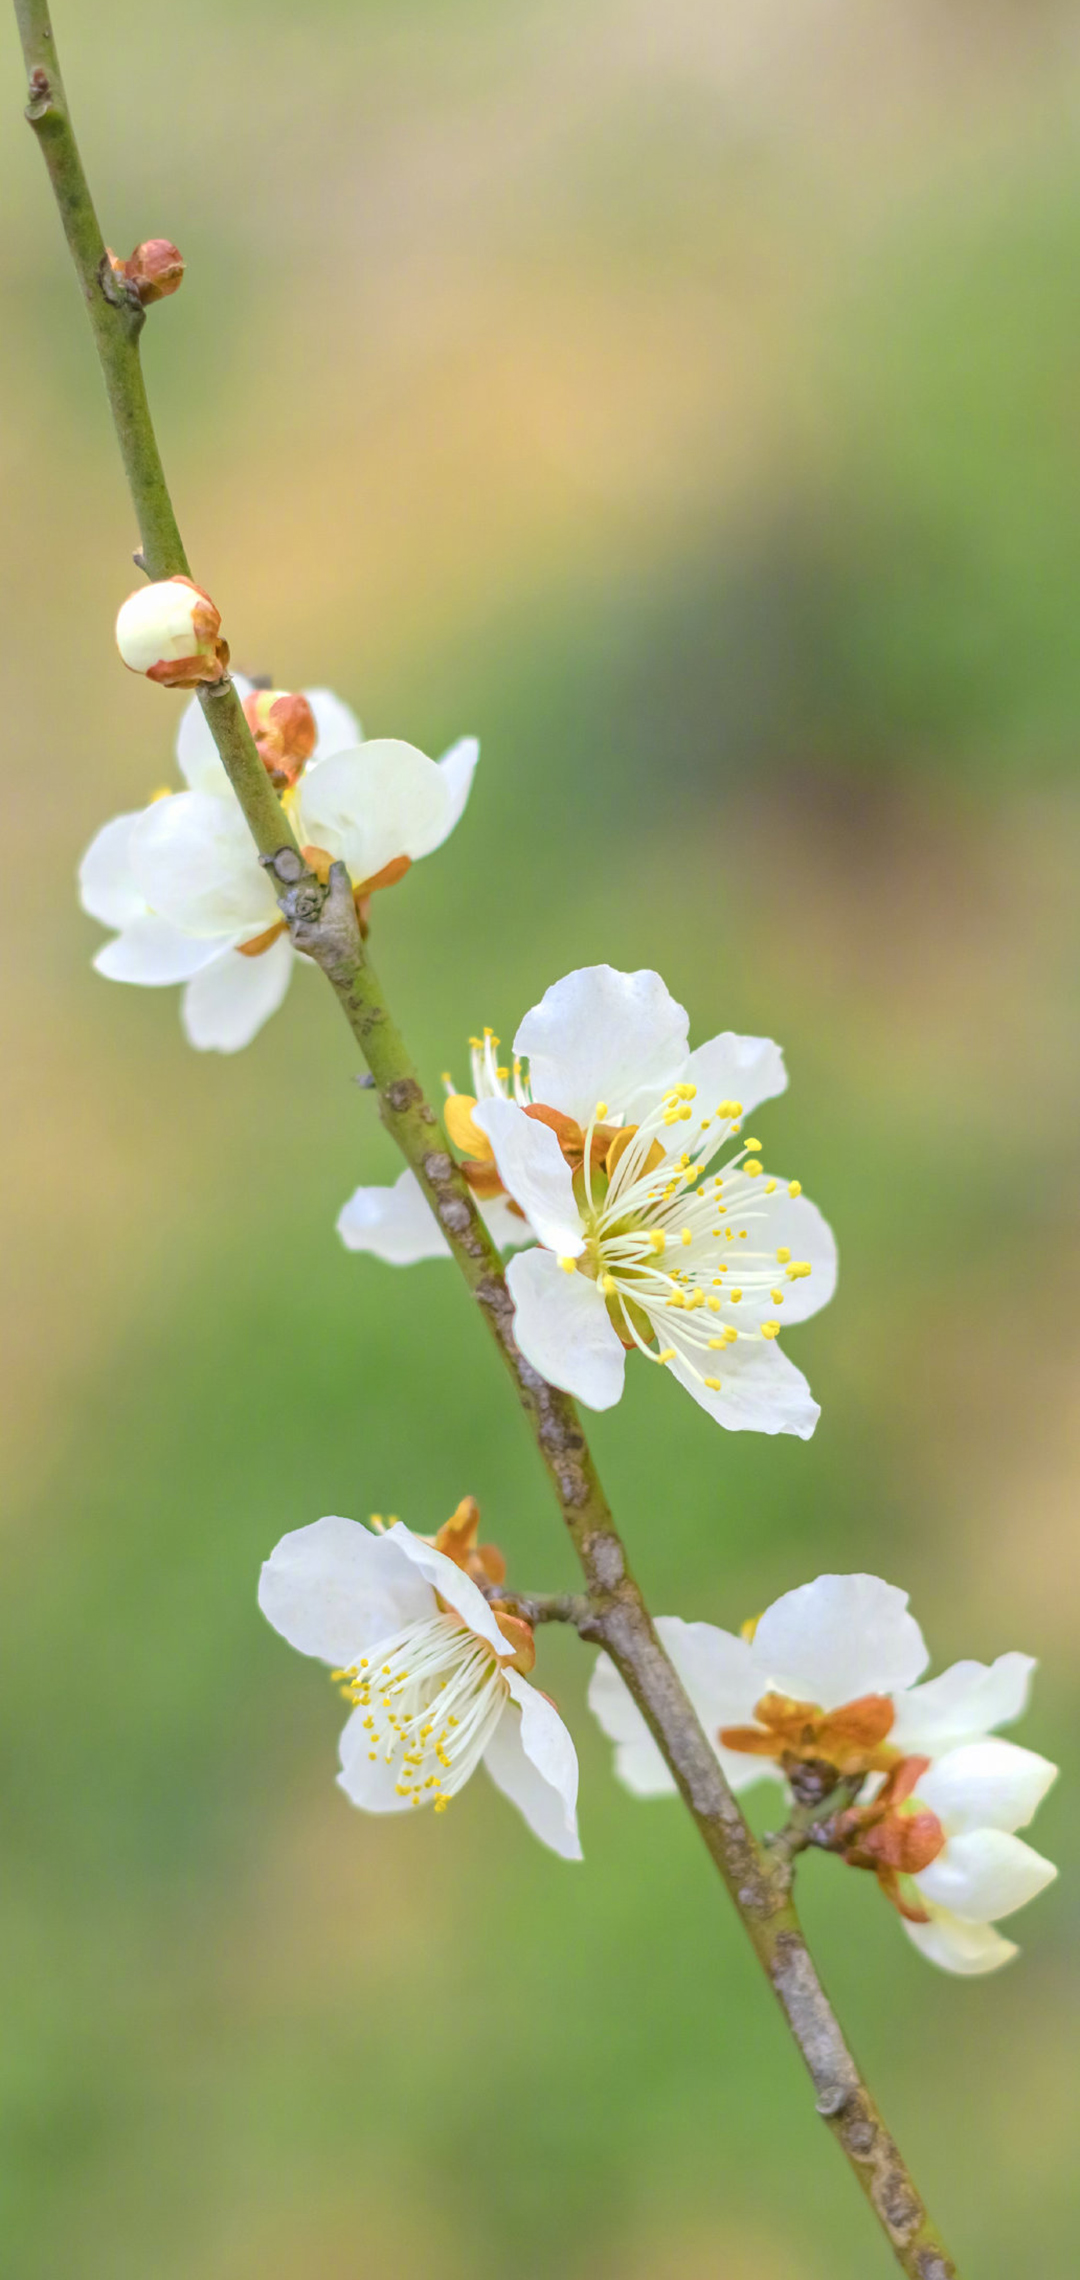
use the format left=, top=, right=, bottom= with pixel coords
left=513, top=1056, right=522, bottom=1074
left=558, top=1256, right=578, bottom=1274
left=771, top=1289, right=784, bottom=1305
left=483, top=1027, right=498, bottom=1042
left=672, top=1083, right=697, bottom=1101
left=725, top=1325, right=738, bottom=1344
left=765, top=1179, right=777, bottom=1194
left=707, top=1297, right=722, bottom=1313
left=679, top=1105, right=693, bottom=1120
left=743, top=1137, right=762, bottom=1153
left=761, top=1321, right=780, bottom=1339
left=738, top=1229, right=748, bottom=1238
left=497, top=1066, right=508, bottom=1081
left=744, top=1160, right=763, bottom=1179
left=369, top=1751, right=378, bottom=1761
left=788, top=1180, right=802, bottom=1197
left=740, top=1611, right=762, bottom=1643
left=594, top=1100, right=609, bottom=1119
left=649, top=1230, right=666, bottom=1254
left=703, top=1377, right=722, bottom=1391
left=726, top=1228, right=735, bottom=1241
left=729, top=1289, right=742, bottom=1302
left=687, top=1291, right=705, bottom=1310
left=708, top=1337, right=725, bottom=1350
left=656, top=1348, right=677, bottom=1364
left=776, top=1247, right=791, bottom=1264
left=601, top=1273, right=617, bottom=1295
left=440, top=1070, right=454, bottom=1088
left=786, top=1260, right=813, bottom=1280
left=717, top=1100, right=742, bottom=1117
left=680, top=1227, right=692, bottom=1247
left=468, top=1035, right=482, bottom=1049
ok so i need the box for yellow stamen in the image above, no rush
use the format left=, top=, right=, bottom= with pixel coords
left=761, top=1321, right=780, bottom=1339
left=788, top=1180, right=802, bottom=1197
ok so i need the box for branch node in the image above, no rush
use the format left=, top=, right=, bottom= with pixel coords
left=25, top=65, right=54, bottom=119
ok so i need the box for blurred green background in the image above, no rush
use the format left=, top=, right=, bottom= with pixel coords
left=1, top=2, right=1077, bottom=2273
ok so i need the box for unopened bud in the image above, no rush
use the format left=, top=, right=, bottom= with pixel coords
left=115, top=576, right=229, bottom=687
left=110, top=238, right=185, bottom=304
left=243, top=688, right=317, bottom=788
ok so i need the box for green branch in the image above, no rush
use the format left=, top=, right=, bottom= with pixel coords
left=12, top=9, right=961, bottom=2274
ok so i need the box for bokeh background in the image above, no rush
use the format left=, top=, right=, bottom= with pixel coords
left=2, top=2, right=1078, bottom=2273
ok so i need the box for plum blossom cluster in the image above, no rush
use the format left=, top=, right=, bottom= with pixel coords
left=589, top=1573, right=1058, bottom=1973
left=100, top=586, right=1059, bottom=1982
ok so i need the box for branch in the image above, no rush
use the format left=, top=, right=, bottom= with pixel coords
left=13, top=11, right=960, bottom=2274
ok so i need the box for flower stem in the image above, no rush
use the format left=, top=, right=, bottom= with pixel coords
left=13, top=9, right=960, bottom=2272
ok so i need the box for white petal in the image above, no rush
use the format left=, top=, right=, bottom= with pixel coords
left=337, top=1167, right=450, bottom=1264
left=94, top=916, right=226, bottom=985
left=304, top=687, right=363, bottom=760
left=477, top=1191, right=535, bottom=1252
left=903, top=1910, right=1018, bottom=1975
left=296, top=741, right=451, bottom=880
left=471, top=1099, right=583, bottom=1255
left=337, top=1708, right=416, bottom=1815
left=665, top=1332, right=821, bottom=1440
left=679, top=1031, right=787, bottom=1123
left=748, top=1190, right=838, bottom=1326
left=258, top=1515, right=434, bottom=1665
left=587, top=1650, right=675, bottom=1795
left=750, top=1574, right=929, bottom=1707
left=506, top=1248, right=627, bottom=1409
left=131, top=789, right=278, bottom=936
left=588, top=1616, right=764, bottom=1798
left=915, top=1829, right=1057, bottom=1923
left=78, top=811, right=148, bottom=927
left=482, top=1672, right=582, bottom=1859
left=512, top=965, right=690, bottom=1124
left=917, top=1740, right=1058, bottom=1837
left=176, top=674, right=253, bottom=789
left=891, top=1654, right=1036, bottom=1755
left=407, top=735, right=479, bottom=857
left=381, top=1521, right=511, bottom=1661
left=182, top=932, right=294, bottom=1052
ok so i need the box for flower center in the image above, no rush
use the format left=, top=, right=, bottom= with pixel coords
left=333, top=1611, right=510, bottom=1811
left=550, top=1085, right=813, bottom=1392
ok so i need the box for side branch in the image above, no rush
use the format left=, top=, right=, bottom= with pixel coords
left=12, top=9, right=959, bottom=2273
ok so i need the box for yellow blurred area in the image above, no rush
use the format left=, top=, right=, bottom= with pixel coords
left=1, top=2, right=1077, bottom=2274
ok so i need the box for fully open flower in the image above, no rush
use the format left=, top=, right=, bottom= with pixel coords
left=258, top=1507, right=581, bottom=1858
left=466, top=966, right=836, bottom=1435
left=589, top=1572, right=1057, bottom=1972
left=79, top=679, right=478, bottom=1051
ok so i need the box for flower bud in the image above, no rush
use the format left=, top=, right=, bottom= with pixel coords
left=111, top=238, right=185, bottom=304
left=115, top=576, right=229, bottom=688
left=243, top=688, right=317, bottom=788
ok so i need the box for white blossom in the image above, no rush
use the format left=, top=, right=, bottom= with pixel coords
left=259, top=1512, right=581, bottom=1858
left=589, top=1572, right=1057, bottom=1973
left=79, top=681, right=478, bottom=1052
left=471, top=966, right=836, bottom=1435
